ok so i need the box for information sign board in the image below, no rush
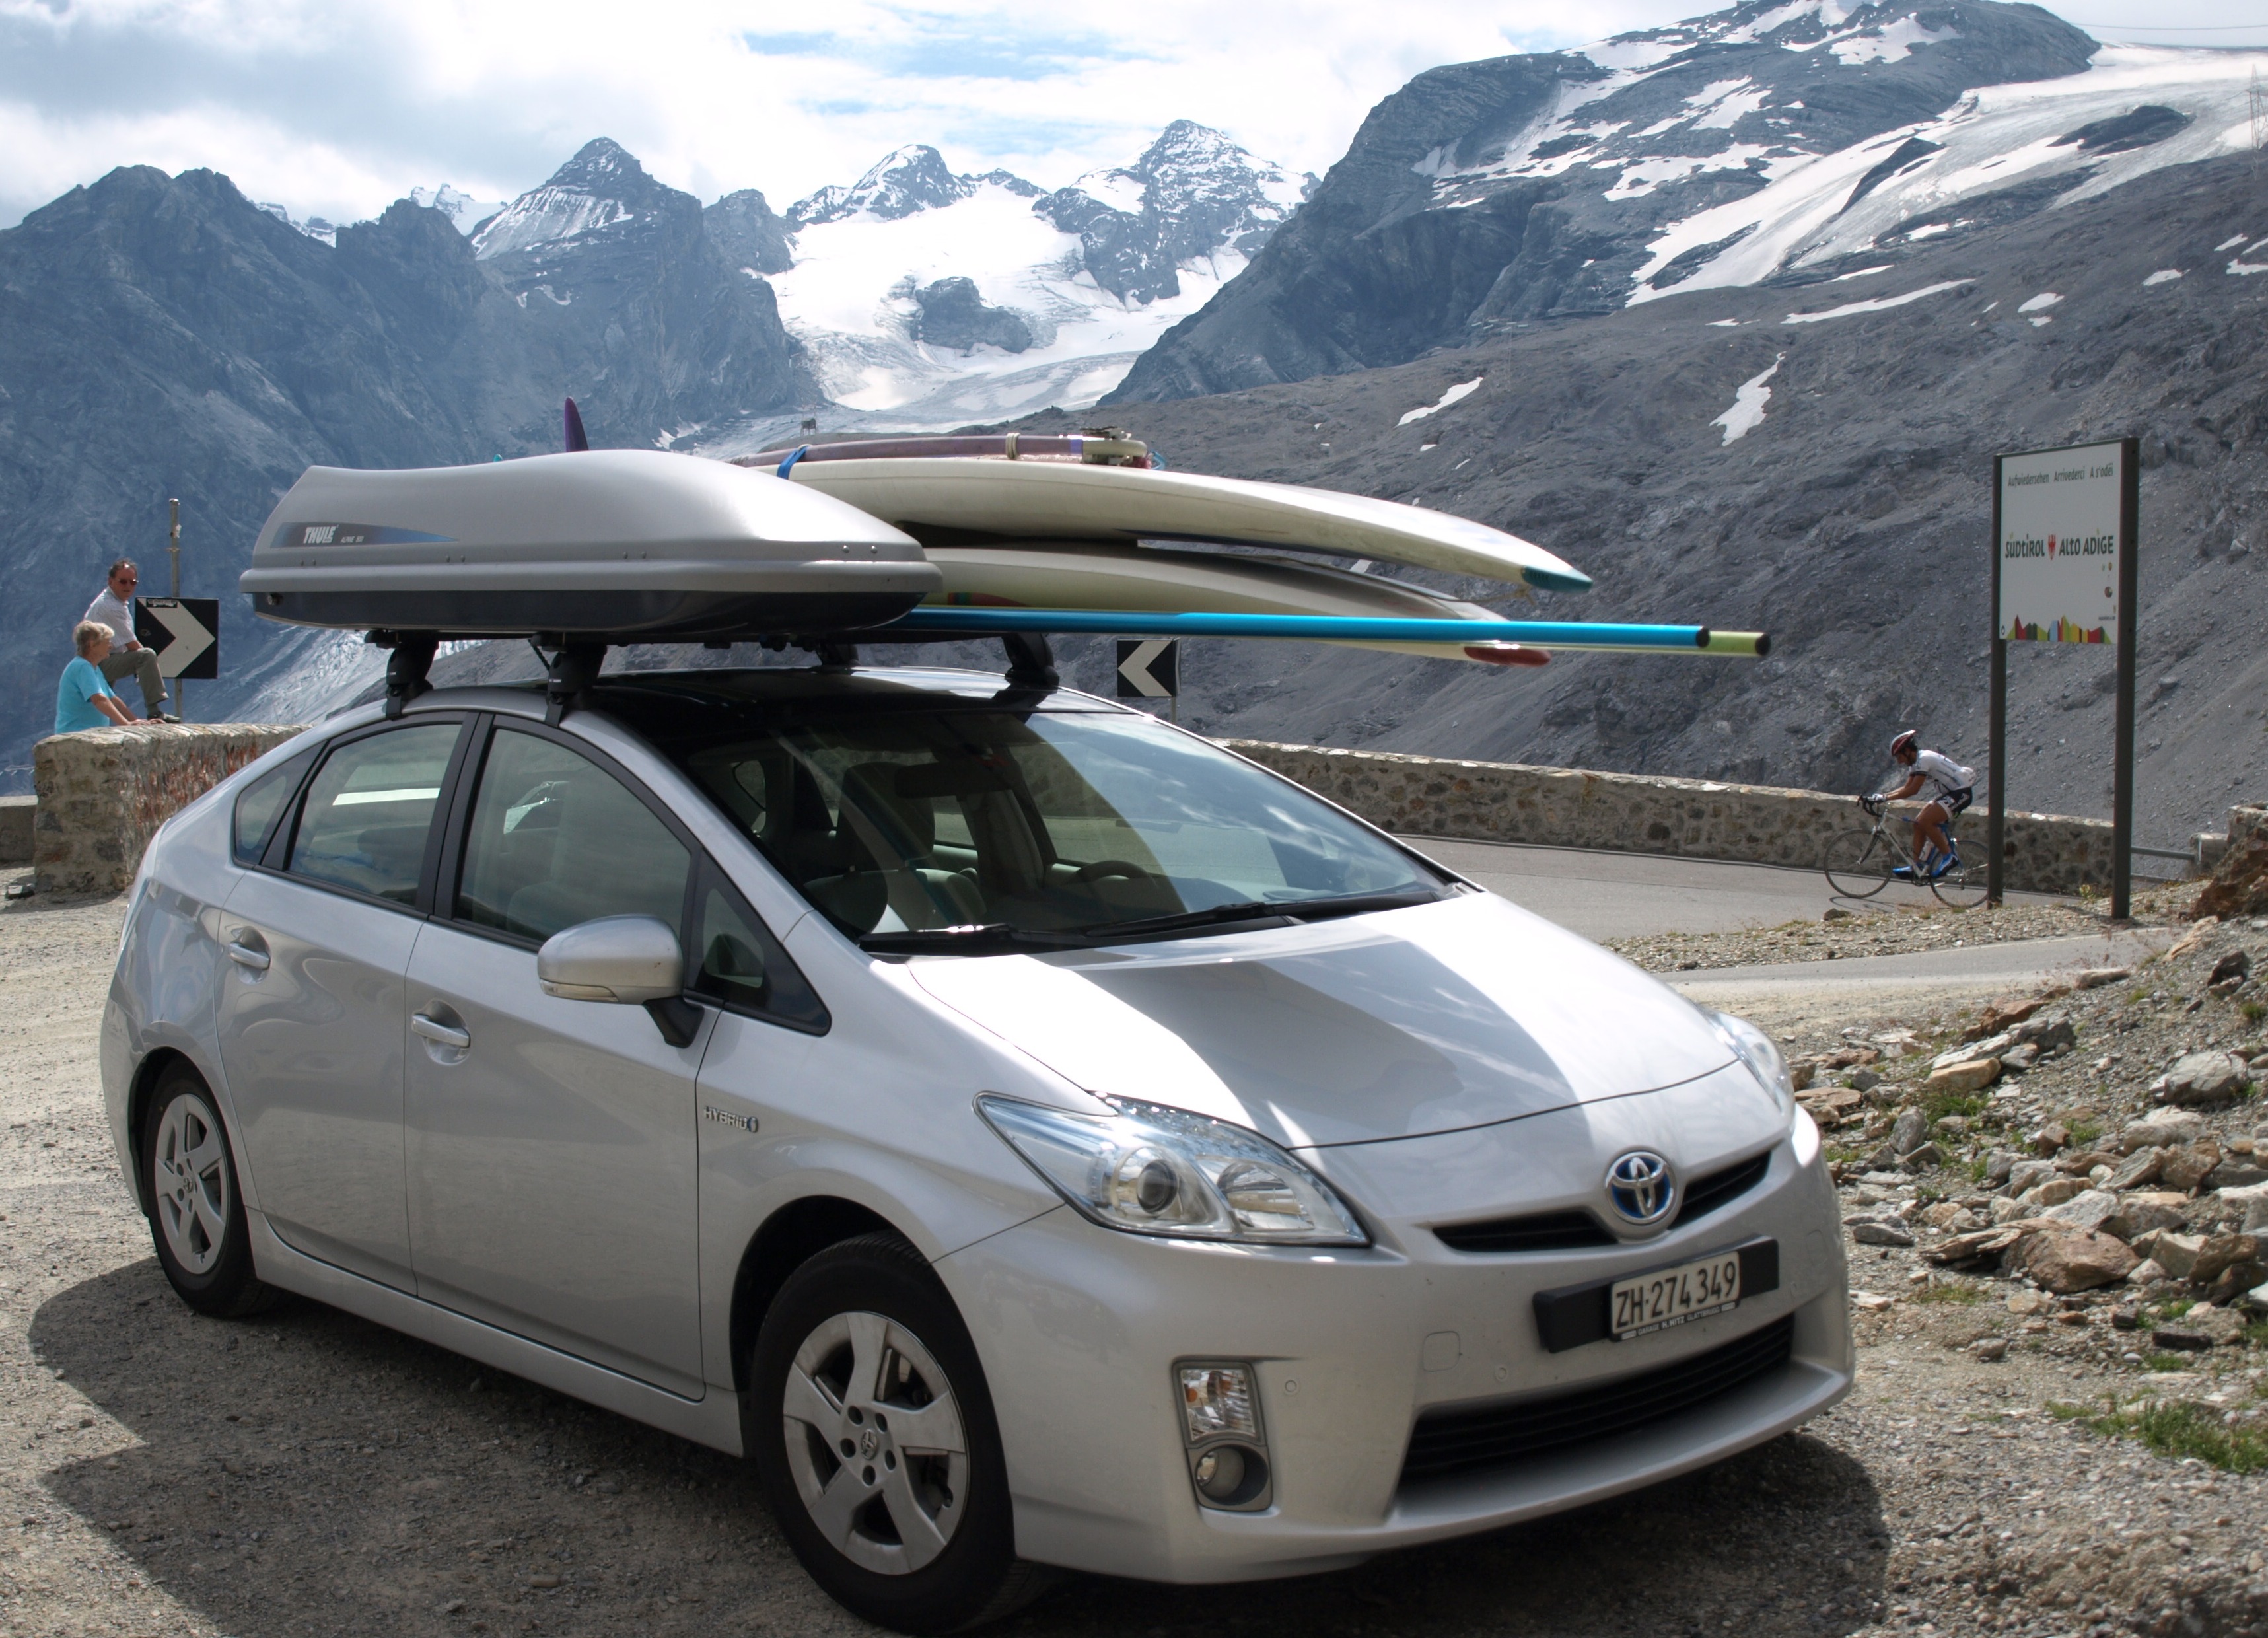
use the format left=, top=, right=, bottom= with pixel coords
left=1997, top=442, right=2127, bottom=643
left=1987, top=437, right=2139, bottom=916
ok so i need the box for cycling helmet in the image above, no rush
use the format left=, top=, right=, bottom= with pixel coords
left=1889, top=730, right=1919, bottom=758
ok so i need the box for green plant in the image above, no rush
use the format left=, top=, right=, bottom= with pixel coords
left=2243, top=1320, right=2268, bottom=1350
left=2143, top=1353, right=2194, bottom=1372
left=2066, top=1121, right=2103, bottom=1150
left=2074, top=1400, right=2268, bottom=1474
left=2244, top=1000, right=2265, bottom=1024
left=2157, top=1299, right=2197, bottom=1322
left=1922, top=1088, right=1989, bottom=1125
left=1911, top=1283, right=1981, bottom=1305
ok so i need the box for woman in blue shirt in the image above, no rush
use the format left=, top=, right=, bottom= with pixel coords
left=57, top=622, right=138, bottom=734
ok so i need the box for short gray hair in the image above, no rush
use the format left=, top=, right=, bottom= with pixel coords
left=73, top=620, right=111, bottom=657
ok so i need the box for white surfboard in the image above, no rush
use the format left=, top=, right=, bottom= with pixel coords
left=925, top=542, right=1547, bottom=667
left=752, top=456, right=1592, bottom=595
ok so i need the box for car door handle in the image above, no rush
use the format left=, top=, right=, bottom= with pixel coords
left=225, top=937, right=270, bottom=972
left=411, top=1012, right=472, bottom=1050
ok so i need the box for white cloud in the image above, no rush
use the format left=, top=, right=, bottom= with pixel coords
left=0, top=1, right=2257, bottom=231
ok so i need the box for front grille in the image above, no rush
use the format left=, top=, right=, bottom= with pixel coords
left=1399, top=1314, right=1795, bottom=1484
left=1433, top=1150, right=1773, bottom=1255
left=1433, top=1209, right=1612, bottom=1254
left=1672, top=1150, right=1771, bottom=1228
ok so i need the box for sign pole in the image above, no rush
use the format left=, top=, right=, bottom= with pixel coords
left=2111, top=436, right=2140, bottom=921
left=168, top=498, right=187, bottom=721
left=1987, top=456, right=2006, bottom=908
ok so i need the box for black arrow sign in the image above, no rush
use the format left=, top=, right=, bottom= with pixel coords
left=1115, top=638, right=1178, bottom=699
left=133, top=597, right=221, bottom=680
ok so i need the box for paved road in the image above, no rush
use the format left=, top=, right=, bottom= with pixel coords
left=1669, top=927, right=2176, bottom=1031
left=1400, top=835, right=2056, bottom=941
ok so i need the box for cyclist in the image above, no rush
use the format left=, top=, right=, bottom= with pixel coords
left=1862, top=730, right=1975, bottom=880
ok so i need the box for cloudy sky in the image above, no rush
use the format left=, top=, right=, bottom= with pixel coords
left=2, top=0, right=2264, bottom=230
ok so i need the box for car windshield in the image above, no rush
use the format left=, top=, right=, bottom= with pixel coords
left=654, top=699, right=1448, bottom=946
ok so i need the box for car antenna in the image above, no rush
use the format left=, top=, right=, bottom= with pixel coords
left=563, top=397, right=589, bottom=453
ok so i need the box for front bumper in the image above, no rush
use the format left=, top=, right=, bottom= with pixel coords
left=936, top=1098, right=1851, bottom=1583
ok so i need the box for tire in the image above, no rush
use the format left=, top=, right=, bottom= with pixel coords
left=1931, top=853, right=1989, bottom=910
left=749, top=1232, right=1045, bottom=1633
left=141, top=1064, right=279, bottom=1318
left=1823, top=830, right=1893, bottom=900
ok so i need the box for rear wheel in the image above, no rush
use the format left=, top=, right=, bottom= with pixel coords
left=1931, top=851, right=1989, bottom=910
left=1823, top=829, right=1894, bottom=900
left=141, top=1064, right=278, bottom=1318
left=749, top=1233, right=1044, bottom=1633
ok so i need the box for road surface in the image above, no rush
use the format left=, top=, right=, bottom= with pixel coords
left=1400, top=835, right=2057, bottom=941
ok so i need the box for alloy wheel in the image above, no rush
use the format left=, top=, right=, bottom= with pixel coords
left=152, top=1091, right=230, bottom=1275
left=781, top=1310, right=969, bottom=1576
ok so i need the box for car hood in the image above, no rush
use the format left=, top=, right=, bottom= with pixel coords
left=909, top=891, right=1739, bottom=1148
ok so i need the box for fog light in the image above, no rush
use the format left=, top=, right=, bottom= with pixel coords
left=1175, top=1361, right=1273, bottom=1511
left=1178, top=1365, right=1256, bottom=1443
left=1191, top=1442, right=1269, bottom=1506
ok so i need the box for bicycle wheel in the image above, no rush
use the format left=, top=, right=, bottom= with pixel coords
left=1824, top=829, right=1894, bottom=899
left=1931, top=851, right=1989, bottom=910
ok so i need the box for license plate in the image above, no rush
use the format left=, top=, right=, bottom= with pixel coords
left=1609, top=1250, right=1743, bottom=1340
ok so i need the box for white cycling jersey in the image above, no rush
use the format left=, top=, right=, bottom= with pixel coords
left=1911, top=748, right=1973, bottom=802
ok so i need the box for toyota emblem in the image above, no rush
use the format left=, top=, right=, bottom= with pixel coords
left=1605, top=1151, right=1675, bottom=1227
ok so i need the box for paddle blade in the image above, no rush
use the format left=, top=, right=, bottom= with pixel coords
left=563, top=397, right=589, bottom=453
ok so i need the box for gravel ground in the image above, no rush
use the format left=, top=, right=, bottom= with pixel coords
left=1606, top=882, right=2192, bottom=974
left=6, top=878, right=2268, bottom=1638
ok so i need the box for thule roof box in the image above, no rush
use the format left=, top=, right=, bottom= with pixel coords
left=240, top=450, right=937, bottom=642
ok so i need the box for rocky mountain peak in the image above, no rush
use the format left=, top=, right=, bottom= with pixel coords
left=472, top=137, right=683, bottom=260
left=705, top=188, right=794, bottom=275
left=791, top=145, right=986, bottom=227
left=1036, top=120, right=1314, bottom=304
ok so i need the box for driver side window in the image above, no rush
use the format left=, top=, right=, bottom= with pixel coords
left=454, top=728, right=690, bottom=945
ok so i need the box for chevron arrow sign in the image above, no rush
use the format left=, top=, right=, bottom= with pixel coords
left=1115, top=638, right=1178, bottom=699
left=133, top=597, right=221, bottom=680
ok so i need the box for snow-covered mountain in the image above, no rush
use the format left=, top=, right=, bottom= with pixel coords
left=469, top=138, right=683, bottom=260
left=698, top=124, right=1312, bottom=437
left=409, top=184, right=509, bottom=236
left=1109, top=0, right=2267, bottom=400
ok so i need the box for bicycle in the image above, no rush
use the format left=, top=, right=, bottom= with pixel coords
left=1823, top=796, right=1987, bottom=909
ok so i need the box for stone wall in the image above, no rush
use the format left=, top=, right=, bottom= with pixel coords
left=1227, top=741, right=2121, bottom=897
left=34, top=724, right=308, bottom=894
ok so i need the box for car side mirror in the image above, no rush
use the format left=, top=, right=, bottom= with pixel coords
left=535, top=915, right=703, bottom=1048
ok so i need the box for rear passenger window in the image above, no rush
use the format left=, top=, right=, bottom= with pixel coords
left=232, top=746, right=315, bottom=865
left=455, top=729, right=690, bottom=944
left=286, top=725, right=460, bottom=904
left=689, top=875, right=829, bottom=1034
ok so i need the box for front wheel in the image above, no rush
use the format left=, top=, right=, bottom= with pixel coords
left=141, top=1064, right=278, bottom=1317
left=1823, top=829, right=1894, bottom=900
left=750, top=1233, right=1045, bottom=1633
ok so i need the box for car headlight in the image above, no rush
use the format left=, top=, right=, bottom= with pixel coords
left=1708, top=1009, right=1794, bottom=1119
left=977, top=1094, right=1367, bottom=1246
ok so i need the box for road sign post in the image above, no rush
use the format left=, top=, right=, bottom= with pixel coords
left=1989, top=437, right=2139, bottom=917
left=168, top=497, right=186, bottom=719
left=1116, top=638, right=1180, bottom=721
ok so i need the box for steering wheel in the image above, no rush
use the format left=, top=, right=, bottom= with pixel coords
left=1069, top=859, right=1156, bottom=884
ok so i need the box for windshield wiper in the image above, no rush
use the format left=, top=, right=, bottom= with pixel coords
left=1079, top=887, right=1443, bottom=944
left=858, top=923, right=1091, bottom=954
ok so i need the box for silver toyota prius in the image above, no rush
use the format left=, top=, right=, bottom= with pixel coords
left=102, top=663, right=1852, bottom=1631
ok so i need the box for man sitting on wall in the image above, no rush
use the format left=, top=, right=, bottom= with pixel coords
left=82, top=559, right=177, bottom=722
left=57, top=622, right=138, bottom=734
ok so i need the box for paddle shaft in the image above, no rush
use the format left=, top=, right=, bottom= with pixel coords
left=880, top=605, right=1749, bottom=653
